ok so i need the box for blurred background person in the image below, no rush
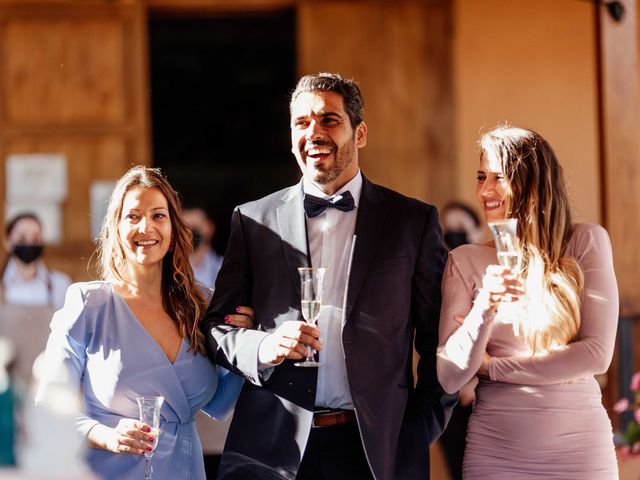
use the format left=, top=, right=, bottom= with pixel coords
left=438, top=201, right=484, bottom=480
left=0, top=213, right=70, bottom=473
left=1, top=213, right=71, bottom=310
left=441, top=201, right=485, bottom=250
left=183, top=206, right=223, bottom=289
left=0, top=337, right=17, bottom=467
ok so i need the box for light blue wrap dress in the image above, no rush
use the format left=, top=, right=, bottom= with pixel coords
left=36, top=281, right=243, bottom=480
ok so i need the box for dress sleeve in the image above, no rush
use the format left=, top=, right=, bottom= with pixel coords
left=436, top=252, right=495, bottom=394
left=489, top=224, right=619, bottom=385
left=34, top=283, right=98, bottom=436
left=200, top=367, right=244, bottom=421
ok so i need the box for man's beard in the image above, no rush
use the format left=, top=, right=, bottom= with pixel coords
left=303, top=137, right=355, bottom=185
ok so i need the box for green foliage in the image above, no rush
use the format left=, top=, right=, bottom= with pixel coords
left=623, top=419, right=640, bottom=446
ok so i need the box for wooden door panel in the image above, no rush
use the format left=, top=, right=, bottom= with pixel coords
left=0, top=1, right=149, bottom=281
left=4, top=17, right=127, bottom=125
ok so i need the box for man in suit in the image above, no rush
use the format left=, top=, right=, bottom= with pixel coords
left=202, top=72, right=456, bottom=480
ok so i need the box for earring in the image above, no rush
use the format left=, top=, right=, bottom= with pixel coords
left=169, top=239, right=175, bottom=252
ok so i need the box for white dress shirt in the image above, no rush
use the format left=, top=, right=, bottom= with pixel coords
left=303, top=171, right=362, bottom=410
left=2, top=258, right=71, bottom=310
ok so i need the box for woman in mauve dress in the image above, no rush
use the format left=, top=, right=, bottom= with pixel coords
left=437, top=126, right=618, bottom=479
left=36, top=166, right=253, bottom=479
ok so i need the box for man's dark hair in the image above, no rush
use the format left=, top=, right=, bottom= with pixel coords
left=290, top=72, right=364, bottom=128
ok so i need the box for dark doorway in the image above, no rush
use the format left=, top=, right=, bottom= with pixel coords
left=149, top=10, right=298, bottom=253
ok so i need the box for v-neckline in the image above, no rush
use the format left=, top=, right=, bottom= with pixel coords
left=111, top=284, right=185, bottom=366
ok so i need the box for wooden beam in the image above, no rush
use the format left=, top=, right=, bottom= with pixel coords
left=596, top=0, right=640, bottom=420
left=145, top=0, right=295, bottom=14
left=597, top=0, right=640, bottom=316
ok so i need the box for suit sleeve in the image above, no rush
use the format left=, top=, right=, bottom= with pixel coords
left=410, top=206, right=457, bottom=443
left=488, top=224, right=619, bottom=384
left=200, top=208, right=271, bottom=386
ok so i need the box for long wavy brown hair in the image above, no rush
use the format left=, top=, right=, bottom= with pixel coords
left=480, top=126, right=584, bottom=352
left=97, top=166, right=208, bottom=355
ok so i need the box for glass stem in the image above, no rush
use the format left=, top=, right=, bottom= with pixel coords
left=306, top=345, right=314, bottom=363
left=144, top=457, right=152, bottom=480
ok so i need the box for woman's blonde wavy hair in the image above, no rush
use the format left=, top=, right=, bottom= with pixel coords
left=480, top=126, right=584, bottom=352
left=97, top=166, right=208, bottom=355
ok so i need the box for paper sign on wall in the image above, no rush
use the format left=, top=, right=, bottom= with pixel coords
left=4, top=153, right=68, bottom=244
left=6, top=153, right=67, bottom=202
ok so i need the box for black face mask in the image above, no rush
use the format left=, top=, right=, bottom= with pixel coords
left=191, top=229, right=203, bottom=250
left=13, top=244, right=44, bottom=264
left=444, top=231, right=468, bottom=250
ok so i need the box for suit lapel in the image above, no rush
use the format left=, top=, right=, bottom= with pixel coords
left=276, top=182, right=310, bottom=297
left=345, top=176, right=388, bottom=321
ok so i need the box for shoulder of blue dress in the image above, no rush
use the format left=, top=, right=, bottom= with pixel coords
left=68, top=281, right=114, bottom=307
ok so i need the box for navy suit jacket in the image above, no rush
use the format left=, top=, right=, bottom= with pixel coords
left=202, top=175, right=456, bottom=480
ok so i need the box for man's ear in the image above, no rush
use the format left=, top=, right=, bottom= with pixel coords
left=356, top=122, right=367, bottom=148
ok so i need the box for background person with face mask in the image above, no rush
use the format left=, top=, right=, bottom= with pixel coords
left=438, top=201, right=484, bottom=480
left=441, top=201, right=484, bottom=251
left=1, top=212, right=71, bottom=310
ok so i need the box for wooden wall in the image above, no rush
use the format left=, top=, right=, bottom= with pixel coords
left=599, top=0, right=640, bottom=316
left=0, top=0, right=150, bottom=279
left=453, top=0, right=600, bottom=224
left=298, top=0, right=454, bottom=206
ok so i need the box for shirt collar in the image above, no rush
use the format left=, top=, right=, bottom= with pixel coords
left=302, top=170, right=362, bottom=208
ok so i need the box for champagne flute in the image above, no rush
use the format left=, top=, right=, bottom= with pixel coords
left=488, top=218, right=525, bottom=328
left=295, top=267, right=326, bottom=367
left=136, top=396, right=164, bottom=480
left=488, top=218, right=522, bottom=272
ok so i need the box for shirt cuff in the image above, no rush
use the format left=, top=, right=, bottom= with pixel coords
left=257, top=335, right=278, bottom=380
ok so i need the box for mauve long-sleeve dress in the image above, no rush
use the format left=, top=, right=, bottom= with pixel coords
left=36, top=281, right=243, bottom=480
left=437, top=223, right=618, bottom=479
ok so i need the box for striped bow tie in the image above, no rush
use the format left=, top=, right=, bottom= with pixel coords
left=303, top=191, right=355, bottom=218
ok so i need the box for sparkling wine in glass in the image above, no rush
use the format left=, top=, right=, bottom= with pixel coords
left=136, top=395, right=164, bottom=480
left=295, top=267, right=326, bottom=367
left=488, top=218, right=522, bottom=273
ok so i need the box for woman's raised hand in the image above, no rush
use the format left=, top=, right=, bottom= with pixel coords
left=478, top=265, right=524, bottom=312
left=87, top=418, right=156, bottom=455
left=224, top=306, right=255, bottom=328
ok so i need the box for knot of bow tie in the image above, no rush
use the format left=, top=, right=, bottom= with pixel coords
left=303, top=191, right=355, bottom=218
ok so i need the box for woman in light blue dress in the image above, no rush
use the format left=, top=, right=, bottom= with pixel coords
left=36, top=166, right=253, bottom=479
